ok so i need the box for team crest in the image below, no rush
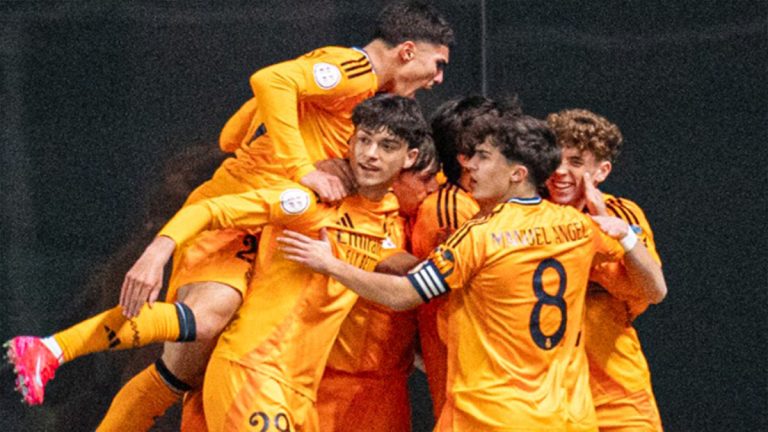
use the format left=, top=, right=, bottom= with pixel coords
left=313, top=62, right=341, bottom=89
left=279, top=189, right=311, bottom=215
left=381, top=237, right=397, bottom=249
left=630, top=224, right=643, bottom=235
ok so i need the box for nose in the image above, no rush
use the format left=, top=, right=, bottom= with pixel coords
left=433, top=69, right=444, bottom=85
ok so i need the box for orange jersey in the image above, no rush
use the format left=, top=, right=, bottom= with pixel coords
left=220, top=46, right=378, bottom=185
left=410, top=183, right=479, bottom=416
left=159, top=184, right=402, bottom=399
left=585, top=194, right=663, bottom=430
left=406, top=197, right=625, bottom=431
left=317, top=217, right=417, bottom=432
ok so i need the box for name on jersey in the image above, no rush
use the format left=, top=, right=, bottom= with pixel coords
left=490, top=221, right=589, bottom=248
left=336, top=230, right=382, bottom=272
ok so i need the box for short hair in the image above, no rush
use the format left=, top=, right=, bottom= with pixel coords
left=431, top=95, right=523, bottom=184
left=406, top=134, right=439, bottom=175
left=372, top=1, right=455, bottom=47
left=480, top=115, right=561, bottom=189
left=546, top=109, right=623, bottom=163
left=352, top=94, right=429, bottom=152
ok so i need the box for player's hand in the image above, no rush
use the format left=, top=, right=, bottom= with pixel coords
left=300, top=170, right=349, bottom=203
left=119, top=236, right=176, bottom=318
left=590, top=215, right=630, bottom=240
left=315, top=158, right=357, bottom=194
left=277, top=228, right=336, bottom=275
left=583, top=172, right=607, bottom=216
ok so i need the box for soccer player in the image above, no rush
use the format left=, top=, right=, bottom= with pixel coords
left=546, top=108, right=666, bottom=431
left=410, top=95, right=521, bottom=419
left=278, top=114, right=667, bottom=431
left=315, top=143, right=439, bottom=432
left=5, top=1, right=453, bottom=426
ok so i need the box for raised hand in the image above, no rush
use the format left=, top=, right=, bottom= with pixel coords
left=583, top=172, right=607, bottom=216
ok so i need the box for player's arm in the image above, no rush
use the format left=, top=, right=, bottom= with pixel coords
left=120, top=187, right=315, bottom=317
left=374, top=251, right=421, bottom=276
left=278, top=229, right=424, bottom=311
left=591, top=215, right=667, bottom=304
left=219, top=98, right=258, bottom=153
left=250, top=60, right=348, bottom=202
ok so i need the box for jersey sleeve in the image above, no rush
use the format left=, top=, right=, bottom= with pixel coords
left=249, top=48, right=375, bottom=182
left=592, top=196, right=662, bottom=316
left=406, top=221, right=483, bottom=303
left=158, top=186, right=317, bottom=246
left=219, top=98, right=259, bottom=153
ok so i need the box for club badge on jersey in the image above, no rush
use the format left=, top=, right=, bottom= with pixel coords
left=313, top=63, right=342, bottom=90
left=280, top=188, right=311, bottom=215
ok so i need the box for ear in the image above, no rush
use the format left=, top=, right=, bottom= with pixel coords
left=509, top=163, right=529, bottom=184
left=402, top=148, right=420, bottom=170
left=398, top=41, right=417, bottom=62
left=592, top=160, right=612, bottom=184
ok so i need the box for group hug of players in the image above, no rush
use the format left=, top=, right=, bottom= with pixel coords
left=5, top=2, right=668, bottom=431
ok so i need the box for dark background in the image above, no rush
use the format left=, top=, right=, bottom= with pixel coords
left=1, top=1, right=765, bottom=430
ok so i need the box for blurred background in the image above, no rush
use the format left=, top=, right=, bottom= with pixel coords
left=1, top=1, right=765, bottom=430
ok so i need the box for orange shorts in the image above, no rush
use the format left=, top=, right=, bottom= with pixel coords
left=594, top=389, right=663, bottom=432
left=164, top=165, right=280, bottom=301
left=203, top=357, right=317, bottom=432
left=165, top=228, right=259, bottom=301
left=316, top=368, right=410, bottom=432
left=417, top=296, right=449, bottom=416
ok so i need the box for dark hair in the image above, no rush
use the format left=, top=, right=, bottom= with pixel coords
left=352, top=94, right=429, bottom=152
left=372, top=1, right=455, bottom=47
left=484, top=115, right=561, bottom=189
left=430, top=95, right=523, bottom=183
left=406, top=134, right=439, bottom=174
left=546, top=109, right=623, bottom=163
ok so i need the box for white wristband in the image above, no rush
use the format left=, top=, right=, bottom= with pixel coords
left=620, top=227, right=638, bottom=251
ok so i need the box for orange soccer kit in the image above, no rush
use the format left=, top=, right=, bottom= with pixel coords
left=315, top=215, right=421, bottom=432
left=157, top=184, right=402, bottom=432
left=409, top=182, right=479, bottom=418
left=405, top=197, right=625, bottom=431
left=585, top=194, right=664, bottom=431
left=168, top=45, right=379, bottom=299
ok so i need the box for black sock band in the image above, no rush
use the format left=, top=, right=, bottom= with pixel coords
left=154, top=359, right=193, bottom=393
left=174, top=302, right=197, bottom=342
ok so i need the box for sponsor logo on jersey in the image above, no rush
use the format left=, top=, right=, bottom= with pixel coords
left=279, top=189, right=311, bottom=215
left=313, top=62, right=341, bottom=89
left=381, top=237, right=397, bottom=249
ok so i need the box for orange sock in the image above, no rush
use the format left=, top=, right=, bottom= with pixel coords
left=97, top=363, right=183, bottom=432
left=53, top=302, right=195, bottom=363
left=180, top=390, right=208, bottom=432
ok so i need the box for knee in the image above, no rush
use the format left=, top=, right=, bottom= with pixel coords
left=176, top=282, right=242, bottom=341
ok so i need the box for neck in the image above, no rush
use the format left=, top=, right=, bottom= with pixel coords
left=363, top=39, right=396, bottom=91
left=358, top=184, right=390, bottom=202
left=478, top=183, right=538, bottom=213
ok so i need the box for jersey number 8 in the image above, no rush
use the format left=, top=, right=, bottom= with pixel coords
left=529, top=258, right=567, bottom=350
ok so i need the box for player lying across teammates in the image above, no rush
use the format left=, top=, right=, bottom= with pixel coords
left=6, top=1, right=454, bottom=430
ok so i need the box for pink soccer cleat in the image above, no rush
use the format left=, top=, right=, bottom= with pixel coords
left=4, top=336, right=60, bottom=405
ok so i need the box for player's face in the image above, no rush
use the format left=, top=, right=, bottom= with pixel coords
left=392, top=166, right=439, bottom=218
left=393, top=42, right=449, bottom=98
left=546, top=146, right=608, bottom=207
left=465, top=140, right=513, bottom=205
left=350, top=127, right=419, bottom=192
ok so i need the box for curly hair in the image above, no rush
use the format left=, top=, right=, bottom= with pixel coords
left=546, top=109, right=623, bottom=163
